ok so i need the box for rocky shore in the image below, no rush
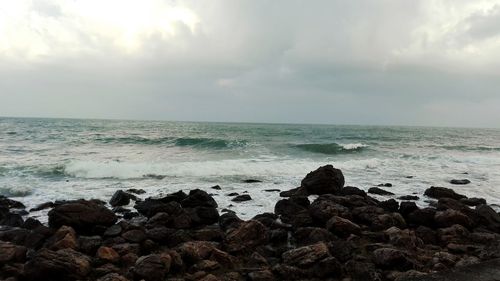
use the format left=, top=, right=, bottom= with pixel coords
left=2, top=164, right=500, bottom=281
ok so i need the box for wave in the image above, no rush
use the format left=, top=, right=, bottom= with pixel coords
left=94, top=136, right=246, bottom=149
left=436, top=145, right=500, bottom=152
left=293, top=143, right=368, bottom=155
left=174, top=137, right=247, bottom=149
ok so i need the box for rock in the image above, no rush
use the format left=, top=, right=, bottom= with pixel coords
left=300, top=165, right=344, bottom=195
left=0, top=213, right=23, bottom=227
left=450, top=179, right=471, bottom=185
left=104, top=224, right=123, bottom=237
left=121, top=229, right=146, bottom=243
left=345, top=260, right=382, bottom=281
left=407, top=208, right=436, bottom=227
left=368, top=187, right=394, bottom=196
left=109, top=190, right=133, bottom=207
left=460, top=197, right=486, bottom=206
left=379, top=199, right=399, bottom=212
left=227, top=192, right=239, bottom=196
left=96, top=273, right=130, bottom=281
left=455, top=256, right=480, bottom=267
left=399, top=201, right=419, bottom=217
left=279, top=187, right=308, bottom=197
left=437, top=224, right=470, bottom=244
left=211, top=185, right=222, bottom=190
left=248, top=270, right=274, bottom=281
left=264, top=189, right=280, bottom=192
left=372, top=213, right=406, bottom=231
left=424, top=186, right=467, bottom=200
left=243, top=179, right=262, bottom=183
left=275, top=197, right=312, bottom=227
left=97, top=246, right=120, bottom=263
left=177, top=241, right=216, bottom=263
left=378, top=183, right=393, bottom=187
left=225, top=220, right=268, bottom=252
left=475, top=204, right=500, bottom=232
left=78, top=235, right=103, bottom=255
left=341, top=186, right=367, bottom=197
left=126, top=188, right=146, bottom=195
left=372, top=248, right=414, bottom=270
left=181, top=189, right=218, bottom=208
left=293, top=227, right=335, bottom=246
left=231, top=195, right=252, bottom=202
left=0, top=241, right=26, bottom=264
left=309, top=196, right=349, bottom=225
left=134, top=254, right=170, bottom=281
left=434, top=209, right=472, bottom=228
left=24, top=248, right=91, bottom=281
left=22, top=217, right=43, bottom=230
left=326, top=216, right=361, bottom=237
left=45, top=225, right=78, bottom=250
left=135, top=199, right=182, bottom=218
left=398, top=195, right=419, bottom=200
left=191, top=206, right=220, bottom=226
left=0, top=196, right=25, bottom=209
left=48, top=200, right=117, bottom=233
left=282, top=242, right=330, bottom=267
left=385, top=227, right=423, bottom=249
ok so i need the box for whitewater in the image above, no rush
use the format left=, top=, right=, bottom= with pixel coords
left=1, top=117, right=500, bottom=220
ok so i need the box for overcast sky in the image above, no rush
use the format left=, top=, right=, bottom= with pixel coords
left=1, top=0, right=500, bottom=127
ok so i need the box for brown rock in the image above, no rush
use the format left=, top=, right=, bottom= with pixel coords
left=97, top=246, right=120, bottom=263
left=0, top=241, right=26, bottom=264
left=300, top=165, right=344, bottom=195
left=248, top=270, right=274, bottom=281
left=24, top=248, right=91, bottom=281
left=282, top=242, right=329, bottom=267
left=177, top=241, right=217, bottom=263
left=225, top=220, right=268, bottom=253
left=96, top=273, right=130, bottom=281
left=48, top=200, right=117, bottom=233
left=434, top=209, right=472, bottom=228
left=326, top=216, right=361, bottom=237
left=372, top=248, right=414, bottom=270
left=134, top=254, right=170, bottom=281
left=46, top=225, right=78, bottom=250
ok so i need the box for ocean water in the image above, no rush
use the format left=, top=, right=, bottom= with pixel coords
left=1, top=117, right=500, bottom=220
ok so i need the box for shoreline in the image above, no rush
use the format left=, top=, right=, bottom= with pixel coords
left=2, top=164, right=500, bottom=280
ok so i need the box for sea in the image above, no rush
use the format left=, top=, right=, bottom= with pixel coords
left=1, top=117, right=500, bottom=220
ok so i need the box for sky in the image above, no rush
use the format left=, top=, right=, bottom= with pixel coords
left=1, top=0, right=500, bottom=127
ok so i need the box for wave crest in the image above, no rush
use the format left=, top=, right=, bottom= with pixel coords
left=294, top=143, right=368, bottom=155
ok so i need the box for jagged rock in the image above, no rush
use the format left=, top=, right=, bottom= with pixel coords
left=177, top=241, right=216, bottom=263
left=399, top=201, right=419, bottom=217
left=385, top=227, right=423, bottom=249
left=326, top=216, right=361, bottom=237
left=134, top=199, right=182, bottom=218
left=0, top=241, right=26, bottom=264
left=275, top=197, right=312, bottom=227
left=24, top=248, right=91, bottom=281
left=79, top=235, right=103, bottom=255
left=460, top=197, right=486, bottom=206
left=309, top=197, right=350, bottom=225
left=97, top=246, right=120, bottom=263
left=48, top=200, right=117, bottom=233
left=475, top=204, right=500, bottom=232
left=437, top=224, right=470, bottom=244
left=379, top=199, right=399, bottom=212
left=435, top=209, right=472, bottom=228
left=300, top=165, right=344, bottom=195
left=282, top=242, right=330, bottom=267
left=225, top=220, right=268, bottom=252
left=45, top=225, right=78, bottom=250
left=109, top=190, right=134, bottom=207
left=134, top=254, right=170, bottom=281
left=368, top=187, right=394, bottom=196
left=372, top=248, right=414, bottom=270
left=293, top=227, right=335, bottom=246
left=181, top=189, right=218, bottom=208
left=424, top=186, right=467, bottom=200
left=121, top=229, right=146, bottom=243
left=0, top=196, right=25, bottom=209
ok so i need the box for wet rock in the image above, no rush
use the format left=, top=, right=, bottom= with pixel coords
left=211, top=185, right=222, bottom=190
left=24, top=248, right=91, bottom=281
left=248, top=270, right=274, bottom=281
left=378, top=183, right=393, bottom=187
left=345, top=260, right=382, bottom=281
left=435, top=209, right=472, bottom=228
left=126, top=188, right=146, bottom=195
left=275, top=197, right=312, bottom=227
left=341, top=186, right=367, bottom=197
left=0, top=196, right=25, bottom=209
left=264, top=189, right=280, bottom=192
left=424, top=186, right=467, bottom=200
left=134, top=199, right=182, bottom=218
left=460, top=197, right=487, bottom=206
left=379, top=199, right=399, bottom=212
left=326, top=216, right=361, bottom=237
left=243, top=179, right=262, bottom=183
left=437, top=224, right=470, bottom=244
left=121, top=229, right=146, bottom=243
left=48, top=200, right=117, bottom=233
left=372, top=213, right=406, bottom=231
left=309, top=196, right=350, bottom=225
left=279, top=187, right=307, bottom=197
left=109, top=190, right=134, bottom=207
left=134, top=254, right=170, bottom=281
left=282, top=242, right=329, bottom=267
left=177, top=241, right=216, bottom=263
left=368, top=187, right=394, bottom=196
left=372, top=248, right=414, bottom=270
left=416, top=226, right=437, bottom=247
left=300, top=165, right=344, bottom=195
left=22, top=217, right=43, bottom=230
left=475, top=204, right=500, bottom=232
left=29, top=202, right=54, bottom=212
left=398, top=195, right=419, bottom=200
left=225, top=220, right=268, bottom=253
left=0, top=213, right=23, bottom=227
left=79, top=235, right=103, bottom=255
left=385, top=227, right=423, bottom=249
left=231, top=194, right=252, bottom=202
left=293, top=227, right=335, bottom=246
left=181, top=189, right=218, bottom=208
left=407, top=208, right=436, bottom=228
left=450, top=179, right=471, bottom=185
left=399, top=201, right=419, bottom=217
left=104, top=224, right=123, bottom=237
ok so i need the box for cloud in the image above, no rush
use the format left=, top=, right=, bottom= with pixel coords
left=0, top=0, right=500, bottom=127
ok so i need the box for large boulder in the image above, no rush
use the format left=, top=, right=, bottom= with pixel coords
left=475, top=204, right=500, bottom=232
left=424, top=186, right=466, bottom=200
left=134, top=199, right=182, bottom=218
left=300, top=165, right=344, bottom=195
left=24, top=248, right=91, bottom=280
left=109, top=190, right=134, bottom=207
left=181, top=189, right=218, bottom=208
left=434, top=209, right=472, bottom=228
left=0, top=241, right=26, bottom=264
left=326, top=216, right=361, bottom=237
left=225, top=220, right=268, bottom=252
left=133, top=254, right=170, bottom=281
left=48, top=200, right=117, bottom=232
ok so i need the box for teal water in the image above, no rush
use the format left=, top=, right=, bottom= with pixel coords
left=1, top=117, right=500, bottom=218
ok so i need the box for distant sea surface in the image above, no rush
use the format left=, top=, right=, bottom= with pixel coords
left=1, top=117, right=500, bottom=219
